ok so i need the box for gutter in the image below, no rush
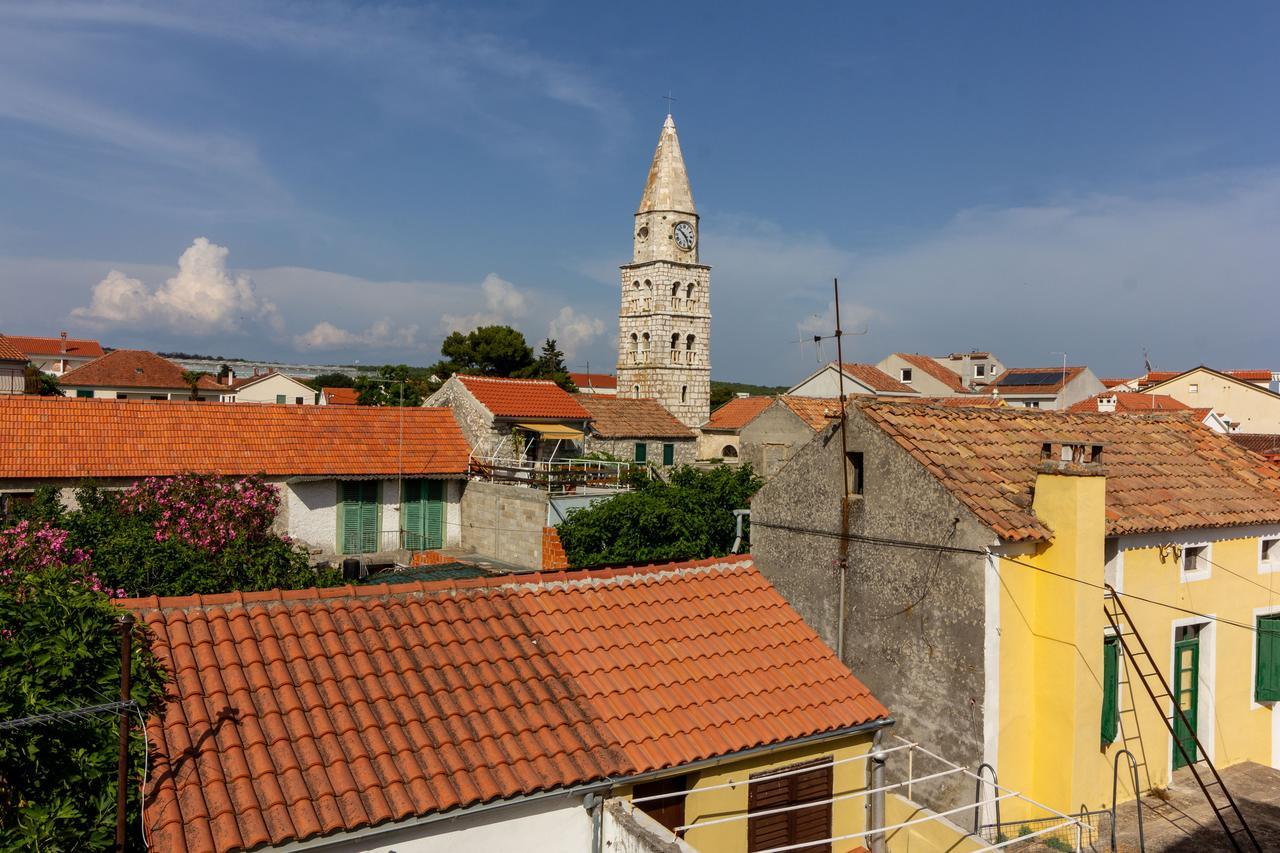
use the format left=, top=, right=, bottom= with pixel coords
left=274, top=716, right=894, bottom=851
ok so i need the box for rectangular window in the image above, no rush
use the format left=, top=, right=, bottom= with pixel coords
left=900, top=368, right=913, bottom=382
left=633, top=774, right=688, bottom=838
left=662, top=443, right=675, bottom=466
left=846, top=451, right=864, bottom=496
left=1026, top=401, right=1040, bottom=409
left=276, top=394, right=287, bottom=404
left=339, top=480, right=380, bottom=554
left=975, top=364, right=986, bottom=377
left=295, top=396, right=304, bottom=405
left=634, top=442, right=648, bottom=463
left=1262, top=538, right=1279, bottom=567
left=75, top=389, right=92, bottom=398
left=1101, top=636, right=1120, bottom=743
left=116, top=392, right=128, bottom=399
left=1183, top=545, right=1208, bottom=577
left=1257, top=615, right=1280, bottom=702
left=1188, top=383, right=1199, bottom=393
left=747, top=757, right=833, bottom=853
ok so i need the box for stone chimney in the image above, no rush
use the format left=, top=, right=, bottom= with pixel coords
left=59, top=330, right=68, bottom=354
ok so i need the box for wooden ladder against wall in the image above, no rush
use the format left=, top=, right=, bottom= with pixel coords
left=1103, top=586, right=1262, bottom=852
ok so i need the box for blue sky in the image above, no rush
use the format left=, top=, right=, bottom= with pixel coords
left=1, top=2, right=1278, bottom=383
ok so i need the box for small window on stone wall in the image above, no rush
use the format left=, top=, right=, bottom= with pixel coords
left=723, top=444, right=738, bottom=458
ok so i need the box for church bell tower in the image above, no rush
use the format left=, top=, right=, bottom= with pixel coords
left=616, top=114, right=711, bottom=428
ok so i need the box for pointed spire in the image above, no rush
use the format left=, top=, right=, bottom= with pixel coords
left=638, top=114, right=696, bottom=214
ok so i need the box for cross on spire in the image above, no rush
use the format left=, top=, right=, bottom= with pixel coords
left=663, top=91, right=676, bottom=114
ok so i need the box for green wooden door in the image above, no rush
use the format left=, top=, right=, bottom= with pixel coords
left=402, top=480, right=445, bottom=550
left=340, top=481, right=379, bottom=554
left=1172, top=628, right=1200, bottom=769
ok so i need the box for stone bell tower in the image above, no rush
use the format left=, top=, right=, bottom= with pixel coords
left=616, top=114, right=711, bottom=428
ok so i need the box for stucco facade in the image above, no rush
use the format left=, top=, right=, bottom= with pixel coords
left=225, top=371, right=317, bottom=404
left=738, top=401, right=824, bottom=479
left=1145, top=366, right=1280, bottom=433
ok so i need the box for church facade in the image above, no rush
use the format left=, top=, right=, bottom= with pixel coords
left=616, top=115, right=711, bottom=428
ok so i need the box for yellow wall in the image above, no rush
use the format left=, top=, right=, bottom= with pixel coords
left=1148, top=367, right=1280, bottom=433
left=884, top=794, right=986, bottom=853
left=617, top=732, right=876, bottom=853
left=996, top=467, right=1279, bottom=819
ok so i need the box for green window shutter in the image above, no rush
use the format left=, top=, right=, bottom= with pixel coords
left=663, top=443, right=675, bottom=466
left=358, top=482, right=379, bottom=553
left=425, top=480, right=445, bottom=549
left=1101, top=636, right=1119, bottom=744
left=1257, top=615, right=1280, bottom=702
left=340, top=481, right=361, bottom=554
left=634, top=442, right=647, bottom=462
left=403, top=480, right=423, bottom=550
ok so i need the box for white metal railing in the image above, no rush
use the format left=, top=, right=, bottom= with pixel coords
left=467, top=452, right=641, bottom=495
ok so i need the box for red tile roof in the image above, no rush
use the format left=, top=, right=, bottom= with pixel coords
left=893, top=353, right=968, bottom=393
left=989, top=366, right=1086, bottom=395
left=125, top=556, right=889, bottom=852
left=0, top=334, right=26, bottom=362
left=1067, top=392, right=1191, bottom=413
left=703, top=395, right=774, bottom=431
left=321, top=387, right=358, bottom=405
left=934, top=396, right=1005, bottom=408
left=59, top=350, right=223, bottom=391
left=1227, top=369, right=1273, bottom=382
left=569, top=372, right=617, bottom=390
left=575, top=395, right=693, bottom=438
left=857, top=399, right=1280, bottom=541
left=457, top=375, right=590, bottom=420
left=1, top=334, right=103, bottom=358
left=1099, top=378, right=1135, bottom=388
left=838, top=363, right=915, bottom=394
left=0, top=397, right=470, bottom=478
left=1230, top=434, right=1280, bottom=458
left=779, top=396, right=842, bottom=431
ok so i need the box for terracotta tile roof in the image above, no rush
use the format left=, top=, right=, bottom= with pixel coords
left=1230, top=434, right=1280, bottom=457
left=569, top=372, right=617, bottom=390
left=988, top=366, right=1086, bottom=395
left=1099, top=378, right=1133, bottom=388
left=893, top=353, right=968, bottom=393
left=59, top=350, right=223, bottom=391
left=0, top=397, right=470, bottom=478
left=125, top=556, right=889, bottom=852
left=838, top=363, right=916, bottom=394
left=321, top=387, right=358, bottom=405
left=703, top=395, right=773, bottom=431
left=457, top=375, right=590, bottom=420
left=934, top=396, right=1005, bottom=408
left=856, top=399, right=1280, bottom=541
left=1227, top=369, right=1273, bottom=382
left=1141, top=370, right=1181, bottom=385
left=0, top=334, right=26, bottom=362
left=779, top=396, right=842, bottom=431
left=1067, top=392, right=1191, bottom=413
left=1, top=334, right=103, bottom=358
left=575, top=395, right=693, bottom=438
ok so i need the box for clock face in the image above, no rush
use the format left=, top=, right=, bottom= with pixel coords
left=673, top=221, right=695, bottom=251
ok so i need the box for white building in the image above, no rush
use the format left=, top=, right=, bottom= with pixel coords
left=3, top=332, right=103, bottom=376
left=219, top=368, right=318, bottom=404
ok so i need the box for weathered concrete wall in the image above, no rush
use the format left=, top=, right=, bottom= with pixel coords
left=583, top=436, right=697, bottom=467
left=697, top=430, right=741, bottom=462
left=750, top=407, right=994, bottom=819
left=459, top=480, right=548, bottom=569
left=739, top=405, right=817, bottom=479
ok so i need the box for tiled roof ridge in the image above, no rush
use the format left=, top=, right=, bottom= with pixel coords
left=857, top=396, right=1202, bottom=420
left=123, top=555, right=755, bottom=612
left=894, top=353, right=970, bottom=393
left=459, top=374, right=563, bottom=386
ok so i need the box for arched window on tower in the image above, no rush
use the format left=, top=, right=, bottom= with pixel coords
left=641, top=332, right=650, bottom=362
left=633, top=384, right=640, bottom=397
left=685, top=282, right=695, bottom=309
left=630, top=333, right=639, bottom=363
left=685, top=334, right=696, bottom=365
left=670, top=333, right=680, bottom=363
left=643, top=280, right=652, bottom=311
left=671, top=281, right=681, bottom=310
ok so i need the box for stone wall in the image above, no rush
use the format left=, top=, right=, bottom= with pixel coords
left=583, top=436, right=697, bottom=467
left=739, top=405, right=821, bottom=479
left=458, top=480, right=549, bottom=569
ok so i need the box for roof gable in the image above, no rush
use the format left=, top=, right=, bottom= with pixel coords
left=703, top=395, right=773, bottom=431
left=125, top=556, right=887, bottom=852
left=321, top=387, right=358, bottom=405
left=893, top=353, right=968, bottom=393
left=1, top=335, right=103, bottom=358
left=0, top=334, right=26, bottom=362
left=857, top=400, right=1280, bottom=541
left=456, top=375, right=590, bottom=420
left=839, top=363, right=916, bottom=394
left=778, top=396, right=842, bottom=431
left=575, top=395, right=693, bottom=438
left=1067, top=392, right=1191, bottom=413
left=58, top=350, right=221, bottom=391
left=1144, top=365, right=1280, bottom=401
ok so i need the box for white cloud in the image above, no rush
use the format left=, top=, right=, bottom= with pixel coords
left=548, top=306, right=605, bottom=358
left=440, top=273, right=529, bottom=333
left=293, top=318, right=419, bottom=352
left=71, top=237, right=280, bottom=334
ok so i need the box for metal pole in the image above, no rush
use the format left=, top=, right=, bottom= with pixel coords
left=868, top=746, right=887, bottom=853
left=833, top=278, right=850, bottom=659
left=1111, top=749, right=1144, bottom=852
left=115, top=613, right=135, bottom=853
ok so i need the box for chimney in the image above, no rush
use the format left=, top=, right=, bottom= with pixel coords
left=60, top=330, right=68, bottom=354
left=1096, top=394, right=1117, bottom=413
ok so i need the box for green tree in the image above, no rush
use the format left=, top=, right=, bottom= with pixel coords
left=22, top=366, right=62, bottom=397
left=307, top=372, right=356, bottom=390
left=709, top=380, right=788, bottom=411
left=556, top=465, right=762, bottom=567
left=439, top=325, right=535, bottom=377
left=520, top=338, right=576, bottom=391
left=354, top=364, right=428, bottom=407
left=180, top=369, right=209, bottom=401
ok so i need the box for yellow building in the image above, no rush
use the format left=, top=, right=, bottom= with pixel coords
left=751, top=399, right=1280, bottom=838
left=1143, top=365, right=1280, bottom=434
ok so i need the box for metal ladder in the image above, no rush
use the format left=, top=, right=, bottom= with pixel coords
left=1103, top=586, right=1261, bottom=852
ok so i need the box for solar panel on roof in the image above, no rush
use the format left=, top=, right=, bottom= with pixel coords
left=996, top=371, right=1066, bottom=386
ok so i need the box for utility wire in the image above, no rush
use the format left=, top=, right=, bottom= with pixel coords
left=0, top=700, right=139, bottom=731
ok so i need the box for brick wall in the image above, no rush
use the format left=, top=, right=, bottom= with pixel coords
left=541, top=527, right=569, bottom=570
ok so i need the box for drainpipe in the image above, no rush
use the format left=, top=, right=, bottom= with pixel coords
left=867, top=730, right=887, bottom=853
left=731, top=508, right=750, bottom=553
left=584, top=791, right=604, bottom=853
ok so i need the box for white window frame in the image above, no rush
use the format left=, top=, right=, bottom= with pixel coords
left=975, top=363, right=986, bottom=378
left=1181, top=542, right=1212, bottom=582
left=900, top=368, right=913, bottom=383
left=1260, top=537, right=1280, bottom=574
left=1168, top=616, right=1216, bottom=764
left=1188, top=383, right=1199, bottom=393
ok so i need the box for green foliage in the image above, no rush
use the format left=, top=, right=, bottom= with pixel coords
left=439, top=325, right=535, bottom=377
left=179, top=369, right=208, bottom=401
left=355, top=364, right=428, bottom=407
left=308, top=372, right=355, bottom=390
left=0, top=564, right=166, bottom=849
left=556, top=465, right=762, bottom=567
left=1044, top=838, right=1073, bottom=852
left=710, top=380, right=787, bottom=412
left=521, top=338, right=576, bottom=391
left=22, top=366, right=62, bottom=397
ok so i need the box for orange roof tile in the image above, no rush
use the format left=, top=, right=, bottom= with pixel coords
left=1227, top=369, right=1273, bottom=381
left=1, top=334, right=103, bottom=358
left=0, top=397, right=470, bottom=478
left=1099, top=378, right=1135, bottom=388
left=703, top=395, right=773, bottom=431
left=1230, top=434, right=1280, bottom=456
left=59, top=350, right=223, bottom=391
left=857, top=399, right=1280, bottom=541
left=838, top=363, right=915, bottom=394
left=779, top=396, right=842, bottom=431
left=457, top=375, right=590, bottom=420
left=125, top=556, right=889, bottom=852
left=988, top=366, right=1086, bottom=395
left=575, top=395, right=693, bottom=438
left=934, top=396, right=1005, bottom=408
left=893, top=354, right=968, bottom=393
left=0, top=334, right=26, bottom=362
left=1067, top=392, right=1191, bottom=413
left=321, top=387, right=358, bottom=405
left=569, top=371, right=617, bottom=390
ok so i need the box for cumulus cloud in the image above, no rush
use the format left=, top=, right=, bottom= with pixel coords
left=548, top=306, right=605, bottom=358
left=440, top=273, right=529, bottom=333
left=293, top=318, right=419, bottom=351
left=71, top=238, right=280, bottom=333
